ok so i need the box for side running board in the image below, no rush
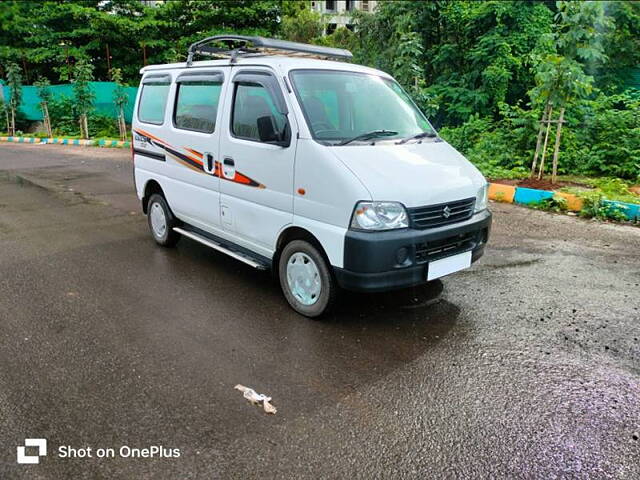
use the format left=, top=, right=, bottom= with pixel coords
left=173, top=227, right=269, bottom=270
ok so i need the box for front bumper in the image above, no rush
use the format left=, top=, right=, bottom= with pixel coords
left=334, top=209, right=492, bottom=292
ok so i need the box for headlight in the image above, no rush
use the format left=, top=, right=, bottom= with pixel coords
left=350, top=201, right=409, bottom=231
left=475, top=183, right=489, bottom=212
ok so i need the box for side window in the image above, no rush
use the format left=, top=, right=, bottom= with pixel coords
left=174, top=81, right=222, bottom=133
left=232, top=83, right=286, bottom=142
left=138, top=81, right=170, bottom=125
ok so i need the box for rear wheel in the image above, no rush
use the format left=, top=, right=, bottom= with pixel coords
left=147, top=193, right=180, bottom=247
left=278, top=240, right=337, bottom=318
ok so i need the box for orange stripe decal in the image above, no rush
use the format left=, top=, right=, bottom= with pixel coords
left=184, top=147, right=203, bottom=159
left=133, top=129, right=265, bottom=188
left=135, top=129, right=168, bottom=145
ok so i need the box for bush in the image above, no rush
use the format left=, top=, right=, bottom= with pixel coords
left=577, top=92, right=640, bottom=180
left=578, top=190, right=631, bottom=221
left=530, top=194, right=568, bottom=212
left=438, top=91, right=640, bottom=181
left=47, top=96, right=80, bottom=136
left=46, top=96, right=119, bottom=138
left=438, top=103, right=537, bottom=179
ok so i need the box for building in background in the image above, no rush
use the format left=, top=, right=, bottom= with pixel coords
left=311, top=0, right=377, bottom=35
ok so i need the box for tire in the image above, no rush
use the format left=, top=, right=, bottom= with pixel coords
left=278, top=240, right=337, bottom=318
left=147, top=193, right=180, bottom=247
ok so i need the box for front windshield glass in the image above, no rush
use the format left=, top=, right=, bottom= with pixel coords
left=290, top=70, right=435, bottom=145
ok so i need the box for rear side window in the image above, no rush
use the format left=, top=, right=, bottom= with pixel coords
left=174, top=82, right=222, bottom=133
left=138, top=81, right=170, bottom=125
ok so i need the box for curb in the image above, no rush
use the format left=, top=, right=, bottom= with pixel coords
left=488, top=182, right=639, bottom=221
left=0, top=136, right=130, bottom=148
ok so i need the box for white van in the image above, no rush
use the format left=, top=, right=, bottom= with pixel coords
left=132, top=36, right=491, bottom=317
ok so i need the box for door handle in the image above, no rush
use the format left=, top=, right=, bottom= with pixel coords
left=222, top=157, right=235, bottom=179
left=205, top=153, right=214, bottom=172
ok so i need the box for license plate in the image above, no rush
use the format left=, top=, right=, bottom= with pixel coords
left=427, top=251, right=472, bottom=281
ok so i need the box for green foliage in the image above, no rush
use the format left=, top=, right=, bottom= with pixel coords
left=439, top=103, right=537, bottom=179
left=34, top=76, right=52, bottom=103
left=530, top=194, right=568, bottom=213
left=575, top=177, right=640, bottom=205
left=353, top=1, right=554, bottom=126
left=0, top=0, right=637, bottom=179
left=281, top=7, right=323, bottom=43
left=149, top=0, right=281, bottom=65
left=576, top=93, right=640, bottom=179
left=0, top=0, right=283, bottom=84
left=531, top=54, right=592, bottom=107
left=72, top=59, right=95, bottom=116
left=46, top=96, right=80, bottom=136
left=555, top=1, right=611, bottom=66
left=5, top=61, right=22, bottom=110
left=578, top=190, right=630, bottom=222
left=47, top=95, right=118, bottom=138
left=598, top=1, right=640, bottom=91
left=0, top=97, right=8, bottom=131
left=442, top=91, right=640, bottom=181
left=88, top=112, right=120, bottom=138
left=530, top=1, right=612, bottom=109
left=111, top=67, right=128, bottom=110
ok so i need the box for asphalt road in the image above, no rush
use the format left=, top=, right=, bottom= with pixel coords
left=0, top=143, right=639, bottom=479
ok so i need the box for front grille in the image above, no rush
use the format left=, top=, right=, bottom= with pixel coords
left=415, top=230, right=480, bottom=264
left=408, top=198, right=475, bottom=229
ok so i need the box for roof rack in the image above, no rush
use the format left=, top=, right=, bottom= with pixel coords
left=186, top=35, right=353, bottom=66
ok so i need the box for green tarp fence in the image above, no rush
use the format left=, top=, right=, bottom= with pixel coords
left=0, top=81, right=138, bottom=123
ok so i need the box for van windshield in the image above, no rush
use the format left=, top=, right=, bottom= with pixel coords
left=289, top=70, right=435, bottom=145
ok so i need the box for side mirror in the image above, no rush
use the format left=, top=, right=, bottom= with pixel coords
left=257, top=116, right=278, bottom=142
left=257, top=115, right=290, bottom=147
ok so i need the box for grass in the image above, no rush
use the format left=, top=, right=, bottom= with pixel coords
left=559, top=177, right=640, bottom=205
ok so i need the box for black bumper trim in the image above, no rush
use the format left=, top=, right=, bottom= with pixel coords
left=334, top=245, right=485, bottom=292
left=335, top=210, right=491, bottom=292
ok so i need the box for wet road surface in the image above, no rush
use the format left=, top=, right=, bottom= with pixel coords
left=0, top=144, right=639, bottom=479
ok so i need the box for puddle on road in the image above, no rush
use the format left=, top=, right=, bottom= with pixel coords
left=0, top=171, right=106, bottom=207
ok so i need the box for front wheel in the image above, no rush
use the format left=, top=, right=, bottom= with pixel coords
left=278, top=240, right=337, bottom=318
left=147, top=194, right=180, bottom=247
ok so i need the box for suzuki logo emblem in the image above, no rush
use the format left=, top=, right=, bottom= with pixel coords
left=442, top=205, right=452, bottom=218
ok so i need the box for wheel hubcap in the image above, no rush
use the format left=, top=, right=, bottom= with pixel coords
left=286, top=252, right=321, bottom=306
left=150, top=202, right=167, bottom=238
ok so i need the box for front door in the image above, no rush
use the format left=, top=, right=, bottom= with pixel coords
left=218, top=69, right=296, bottom=256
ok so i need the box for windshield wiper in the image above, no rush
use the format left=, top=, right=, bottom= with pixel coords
left=337, top=130, right=398, bottom=146
left=396, top=131, right=438, bottom=145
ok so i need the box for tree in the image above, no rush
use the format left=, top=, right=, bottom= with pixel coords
left=111, top=68, right=128, bottom=141
left=150, top=0, right=282, bottom=66
left=5, top=61, right=22, bottom=136
left=391, top=16, right=438, bottom=118
left=351, top=1, right=554, bottom=126
left=598, top=1, right=640, bottom=92
left=529, top=1, right=612, bottom=183
left=281, top=7, right=323, bottom=43
left=71, top=59, right=95, bottom=139
left=0, top=97, right=9, bottom=134
left=34, top=76, right=53, bottom=137
left=0, top=0, right=286, bottom=84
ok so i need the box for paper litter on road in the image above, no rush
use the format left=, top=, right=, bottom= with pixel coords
left=234, top=384, right=277, bottom=414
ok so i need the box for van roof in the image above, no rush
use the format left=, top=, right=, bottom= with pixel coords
left=140, top=56, right=391, bottom=79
